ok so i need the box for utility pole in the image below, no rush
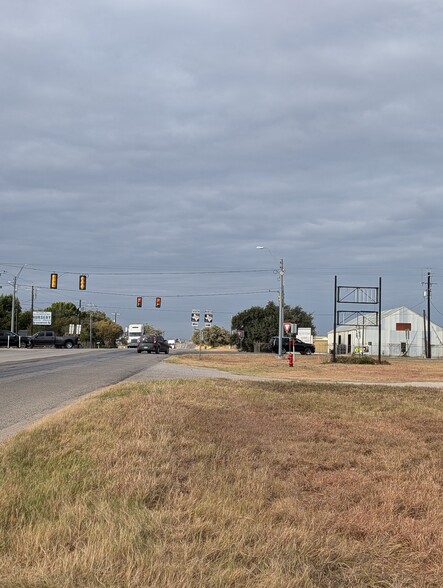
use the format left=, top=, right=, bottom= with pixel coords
left=30, top=286, right=35, bottom=335
left=427, top=271, right=431, bottom=359
left=256, top=246, right=285, bottom=359
left=10, top=265, right=26, bottom=333
left=278, top=258, right=285, bottom=358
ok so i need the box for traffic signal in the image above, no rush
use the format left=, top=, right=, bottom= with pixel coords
left=50, top=273, right=58, bottom=289
left=136, top=296, right=143, bottom=308
left=155, top=297, right=161, bottom=308
left=79, top=275, right=87, bottom=290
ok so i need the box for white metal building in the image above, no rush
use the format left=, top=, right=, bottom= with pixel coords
left=328, top=306, right=443, bottom=357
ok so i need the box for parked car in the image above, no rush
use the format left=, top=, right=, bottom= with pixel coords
left=268, top=336, right=315, bottom=355
left=0, top=330, right=31, bottom=348
left=137, top=335, right=170, bottom=354
left=27, top=331, right=79, bottom=349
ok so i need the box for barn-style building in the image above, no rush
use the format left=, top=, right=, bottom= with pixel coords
left=328, top=306, right=443, bottom=357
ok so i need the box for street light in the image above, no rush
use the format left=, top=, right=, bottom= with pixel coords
left=256, top=247, right=285, bottom=358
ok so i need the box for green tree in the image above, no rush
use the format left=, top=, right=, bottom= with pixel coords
left=0, top=295, right=14, bottom=330
left=43, top=302, right=80, bottom=335
left=143, top=323, right=163, bottom=336
left=18, top=310, right=33, bottom=332
left=0, top=294, right=25, bottom=331
left=79, top=310, right=108, bottom=347
left=231, top=300, right=315, bottom=352
left=94, top=320, right=123, bottom=348
left=191, top=324, right=231, bottom=347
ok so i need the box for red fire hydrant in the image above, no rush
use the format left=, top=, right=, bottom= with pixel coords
left=288, top=352, right=293, bottom=367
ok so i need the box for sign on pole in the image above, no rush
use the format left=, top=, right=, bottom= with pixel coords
left=191, top=310, right=200, bottom=328
left=204, top=311, right=213, bottom=327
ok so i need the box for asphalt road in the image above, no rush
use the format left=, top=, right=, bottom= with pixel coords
left=0, top=348, right=248, bottom=443
left=0, top=348, right=170, bottom=442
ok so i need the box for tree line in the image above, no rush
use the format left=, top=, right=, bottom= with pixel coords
left=1, top=294, right=315, bottom=351
left=193, top=300, right=315, bottom=351
left=0, top=295, right=122, bottom=348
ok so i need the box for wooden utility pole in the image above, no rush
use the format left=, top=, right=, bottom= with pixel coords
left=427, top=271, right=431, bottom=358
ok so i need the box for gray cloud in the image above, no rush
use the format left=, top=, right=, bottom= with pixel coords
left=2, top=0, right=443, bottom=337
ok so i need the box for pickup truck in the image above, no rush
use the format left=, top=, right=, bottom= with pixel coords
left=28, top=331, right=79, bottom=349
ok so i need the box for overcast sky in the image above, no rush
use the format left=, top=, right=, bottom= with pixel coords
left=2, top=0, right=443, bottom=339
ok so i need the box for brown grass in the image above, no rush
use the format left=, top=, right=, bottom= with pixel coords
left=168, top=352, right=443, bottom=383
left=0, top=378, right=442, bottom=587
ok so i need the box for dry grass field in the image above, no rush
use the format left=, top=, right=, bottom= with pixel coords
left=169, top=352, right=443, bottom=384
left=0, top=371, right=442, bottom=587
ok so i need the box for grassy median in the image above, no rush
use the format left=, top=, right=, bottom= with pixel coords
left=168, top=351, right=443, bottom=383
left=0, top=377, right=442, bottom=587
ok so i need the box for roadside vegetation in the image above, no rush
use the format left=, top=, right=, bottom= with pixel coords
left=231, top=300, right=315, bottom=351
left=0, top=376, right=442, bottom=587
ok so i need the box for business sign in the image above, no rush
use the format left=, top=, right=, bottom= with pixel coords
left=33, top=311, right=52, bottom=325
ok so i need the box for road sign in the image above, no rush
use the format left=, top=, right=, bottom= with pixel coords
left=283, top=322, right=291, bottom=334
left=191, top=310, right=200, bottom=327
left=204, top=311, right=213, bottom=327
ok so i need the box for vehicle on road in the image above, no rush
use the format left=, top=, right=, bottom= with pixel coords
left=268, top=336, right=315, bottom=355
left=28, top=331, right=79, bottom=349
left=137, top=335, right=170, bottom=354
left=0, top=330, right=30, bottom=348
left=127, top=324, right=144, bottom=348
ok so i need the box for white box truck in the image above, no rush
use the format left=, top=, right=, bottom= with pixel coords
left=127, top=324, right=144, bottom=348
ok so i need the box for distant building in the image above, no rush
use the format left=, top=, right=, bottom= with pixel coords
left=328, top=306, right=443, bottom=357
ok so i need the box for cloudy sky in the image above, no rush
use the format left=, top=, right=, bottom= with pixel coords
left=2, top=0, right=443, bottom=339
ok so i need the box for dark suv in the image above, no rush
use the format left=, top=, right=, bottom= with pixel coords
left=0, top=330, right=30, bottom=348
left=268, top=336, right=315, bottom=355
left=137, top=335, right=170, bottom=354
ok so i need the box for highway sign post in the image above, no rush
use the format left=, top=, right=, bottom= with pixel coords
left=191, top=310, right=200, bottom=328
left=204, top=311, right=213, bottom=327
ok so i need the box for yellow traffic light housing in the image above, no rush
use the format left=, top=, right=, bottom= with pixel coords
left=50, top=273, right=58, bottom=289
left=79, top=275, right=87, bottom=290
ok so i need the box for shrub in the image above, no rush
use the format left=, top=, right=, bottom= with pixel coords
left=333, top=355, right=390, bottom=365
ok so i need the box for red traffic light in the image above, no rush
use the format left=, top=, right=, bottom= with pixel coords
left=136, top=296, right=143, bottom=308
left=155, top=297, right=161, bottom=308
